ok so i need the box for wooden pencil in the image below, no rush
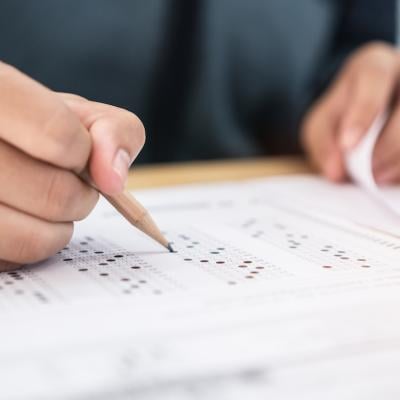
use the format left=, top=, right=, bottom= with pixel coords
left=80, top=171, right=173, bottom=252
left=103, top=190, right=173, bottom=252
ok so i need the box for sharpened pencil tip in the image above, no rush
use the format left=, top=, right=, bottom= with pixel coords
left=167, top=243, right=175, bottom=253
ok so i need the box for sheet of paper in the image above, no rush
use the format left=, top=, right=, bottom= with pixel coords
left=345, top=113, right=387, bottom=193
left=3, top=176, right=400, bottom=399
left=345, top=112, right=400, bottom=216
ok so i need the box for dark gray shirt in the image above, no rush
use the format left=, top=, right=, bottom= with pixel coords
left=0, top=0, right=395, bottom=163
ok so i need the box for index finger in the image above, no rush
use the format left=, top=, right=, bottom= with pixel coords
left=0, top=62, right=91, bottom=171
left=339, top=59, right=398, bottom=150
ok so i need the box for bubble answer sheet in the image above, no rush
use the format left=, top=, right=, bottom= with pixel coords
left=4, top=175, right=400, bottom=400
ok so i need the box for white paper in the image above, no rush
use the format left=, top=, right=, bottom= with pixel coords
left=3, top=177, right=400, bottom=399
left=345, top=112, right=400, bottom=215
left=345, top=113, right=387, bottom=192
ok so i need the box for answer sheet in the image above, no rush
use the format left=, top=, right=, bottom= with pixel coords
left=3, top=176, right=400, bottom=399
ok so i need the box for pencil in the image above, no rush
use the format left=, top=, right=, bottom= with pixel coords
left=81, top=172, right=173, bottom=252
left=103, top=190, right=174, bottom=252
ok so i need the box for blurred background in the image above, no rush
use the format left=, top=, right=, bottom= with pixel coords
left=0, top=0, right=395, bottom=163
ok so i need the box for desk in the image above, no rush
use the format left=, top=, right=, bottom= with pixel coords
left=127, top=156, right=313, bottom=190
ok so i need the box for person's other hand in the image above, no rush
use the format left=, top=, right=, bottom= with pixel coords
left=301, top=42, right=400, bottom=183
left=0, top=62, right=145, bottom=271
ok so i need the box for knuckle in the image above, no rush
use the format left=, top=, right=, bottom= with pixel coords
left=345, top=42, right=396, bottom=74
left=16, top=231, right=48, bottom=263
left=39, top=105, right=80, bottom=159
left=16, top=223, right=72, bottom=264
left=121, top=110, right=146, bottom=148
left=366, top=59, right=396, bottom=77
left=34, top=104, right=90, bottom=170
left=57, top=92, right=88, bottom=103
left=75, top=188, right=99, bottom=221
left=353, top=42, right=397, bottom=71
left=361, top=41, right=393, bottom=57
left=42, top=170, right=76, bottom=220
left=42, top=170, right=99, bottom=221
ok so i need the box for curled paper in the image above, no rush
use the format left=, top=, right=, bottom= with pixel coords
left=345, top=112, right=400, bottom=215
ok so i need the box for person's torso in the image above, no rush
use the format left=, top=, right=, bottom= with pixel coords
left=0, top=0, right=341, bottom=162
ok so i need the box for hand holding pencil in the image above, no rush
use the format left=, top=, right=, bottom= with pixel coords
left=0, top=63, right=159, bottom=271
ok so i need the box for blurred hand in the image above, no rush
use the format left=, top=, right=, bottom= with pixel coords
left=302, top=42, right=400, bottom=183
left=0, top=62, right=145, bottom=271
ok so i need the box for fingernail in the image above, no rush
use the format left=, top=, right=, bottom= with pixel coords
left=340, top=128, right=363, bottom=150
left=112, top=149, right=131, bottom=186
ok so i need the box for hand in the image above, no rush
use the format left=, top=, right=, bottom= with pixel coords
left=0, top=62, right=145, bottom=271
left=301, top=42, right=400, bottom=183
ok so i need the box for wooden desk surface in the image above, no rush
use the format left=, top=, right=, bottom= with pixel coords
left=127, top=156, right=313, bottom=189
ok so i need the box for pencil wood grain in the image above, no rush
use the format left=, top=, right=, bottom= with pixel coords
left=103, top=190, right=170, bottom=250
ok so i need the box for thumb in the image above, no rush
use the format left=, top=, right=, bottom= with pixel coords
left=60, top=94, right=145, bottom=195
left=88, top=114, right=145, bottom=195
